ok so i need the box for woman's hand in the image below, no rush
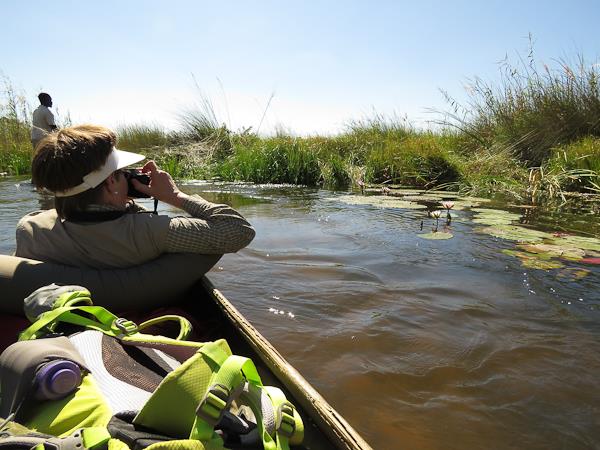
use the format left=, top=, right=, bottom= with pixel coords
left=131, top=161, right=188, bottom=208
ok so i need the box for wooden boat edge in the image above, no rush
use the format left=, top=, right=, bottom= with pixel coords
left=201, top=276, right=373, bottom=450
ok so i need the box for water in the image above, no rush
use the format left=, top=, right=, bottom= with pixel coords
left=2, top=177, right=600, bottom=450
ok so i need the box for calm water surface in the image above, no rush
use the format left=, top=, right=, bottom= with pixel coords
left=1, top=177, right=600, bottom=450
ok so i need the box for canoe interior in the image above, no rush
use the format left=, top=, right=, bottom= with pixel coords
left=0, top=277, right=371, bottom=450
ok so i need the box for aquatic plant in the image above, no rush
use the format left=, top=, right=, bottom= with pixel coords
left=429, top=210, right=442, bottom=232
left=417, top=231, right=453, bottom=240
left=116, top=123, right=168, bottom=150
left=440, top=42, right=600, bottom=166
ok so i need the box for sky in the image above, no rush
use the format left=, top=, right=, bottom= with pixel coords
left=1, top=0, right=599, bottom=135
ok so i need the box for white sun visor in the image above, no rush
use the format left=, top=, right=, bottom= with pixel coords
left=54, top=148, right=145, bottom=197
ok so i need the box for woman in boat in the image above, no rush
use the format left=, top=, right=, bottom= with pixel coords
left=14, top=124, right=255, bottom=269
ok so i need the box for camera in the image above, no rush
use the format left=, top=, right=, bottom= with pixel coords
left=123, top=168, right=151, bottom=198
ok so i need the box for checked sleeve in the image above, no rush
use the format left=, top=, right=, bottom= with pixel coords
left=164, top=195, right=255, bottom=254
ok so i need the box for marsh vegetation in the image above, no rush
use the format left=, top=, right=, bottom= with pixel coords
left=1, top=51, right=599, bottom=208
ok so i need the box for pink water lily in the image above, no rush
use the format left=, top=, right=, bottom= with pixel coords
left=441, top=201, right=454, bottom=210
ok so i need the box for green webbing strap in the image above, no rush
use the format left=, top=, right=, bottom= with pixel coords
left=264, top=387, right=304, bottom=449
left=237, top=384, right=278, bottom=450
left=189, top=353, right=263, bottom=442
left=53, top=290, right=94, bottom=309
left=21, top=301, right=193, bottom=343
left=137, top=315, right=193, bottom=341
left=18, top=305, right=127, bottom=341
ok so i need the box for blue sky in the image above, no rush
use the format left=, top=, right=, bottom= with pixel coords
left=2, top=1, right=599, bottom=134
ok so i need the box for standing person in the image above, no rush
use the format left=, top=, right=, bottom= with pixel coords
left=31, top=93, right=57, bottom=149
left=15, top=124, right=255, bottom=269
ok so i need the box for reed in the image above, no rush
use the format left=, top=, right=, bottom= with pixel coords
left=544, top=137, right=600, bottom=193
left=441, top=46, right=600, bottom=166
left=0, top=77, right=32, bottom=175
left=362, top=131, right=461, bottom=187
left=217, top=135, right=322, bottom=185
left=178, top=95, right=233, bottom=160
left=115, top=123, right=168, bottom=151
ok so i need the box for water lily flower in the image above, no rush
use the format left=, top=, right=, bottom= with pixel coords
left=381, top=186, right=391, bottom=195
left=429, top=210, right=444, bottom=232
left=441, top=201, right=454, bottom=210
left=357, top=178, right=365, bottom=194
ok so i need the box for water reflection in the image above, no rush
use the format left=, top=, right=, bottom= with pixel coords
left=1, top=177, right=599, bottom=450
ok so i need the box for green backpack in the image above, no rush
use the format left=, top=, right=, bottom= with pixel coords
left=0, top=284, right=304, bottom=450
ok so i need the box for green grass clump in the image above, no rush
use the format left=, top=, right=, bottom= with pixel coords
left=449, top=144, right=529, bottom=198
left=212, top=120, right=463, bottom=190
left=443, top=48, right=600, bottom=166
left=363, top=132, right=461, bottom=187
left=217, top=135, right=321, bottom=185
left=545, top=137, right=600, bottom=193
left=0, top=78, right=33, bottom=175
left=116, top=123, right=168, bottom=151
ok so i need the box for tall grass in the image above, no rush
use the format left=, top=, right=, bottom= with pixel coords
left=0, top=77, right=32, bottom=175
left=543, top=137, right=600, bottom=194
left=442, top=48, right=600, bottom=166
left=217, top=135, right=322, bottom=185
left=116, top=123, right=168, bottom=151
left=178, top=93, right=233, bottom=160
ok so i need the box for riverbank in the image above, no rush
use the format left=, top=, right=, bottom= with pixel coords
left=2, top=54, right=599, bottom=207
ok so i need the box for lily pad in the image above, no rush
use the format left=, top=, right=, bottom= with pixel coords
left=517, top=243, right=586, bottom=261
left=477, top=225, right=553, bottom=243
left=451, top=200, right=483, bottom=210
left=332, top=195, right=427, bottom=210
left=472, top=217, right=515, bottom=226
left=427, top=190, right=461, bottom=198
left=471, top=208, right=522, bottom=221
left=550, top=235, right=600, bottom=252
left=520, top=258, right=564, bottom=270
left=461, top=196, right=492, bottom=203
left=502, top=250, right=564, bottom=269
left=402, top=194, right=446, bottom=202
left=556, top=268, right=592, bottom=281
left=417, top=232, right=454, bottom=240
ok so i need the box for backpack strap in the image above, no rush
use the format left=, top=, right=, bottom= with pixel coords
left=20, top=304, right=193, bottom=342
left=190, top=353, right=263, bottom=442
left=19, top=305, right=130, bottom=341
left=137, top=315, right=193, bottom=341
left=264, top=387, right=304, bottom=448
